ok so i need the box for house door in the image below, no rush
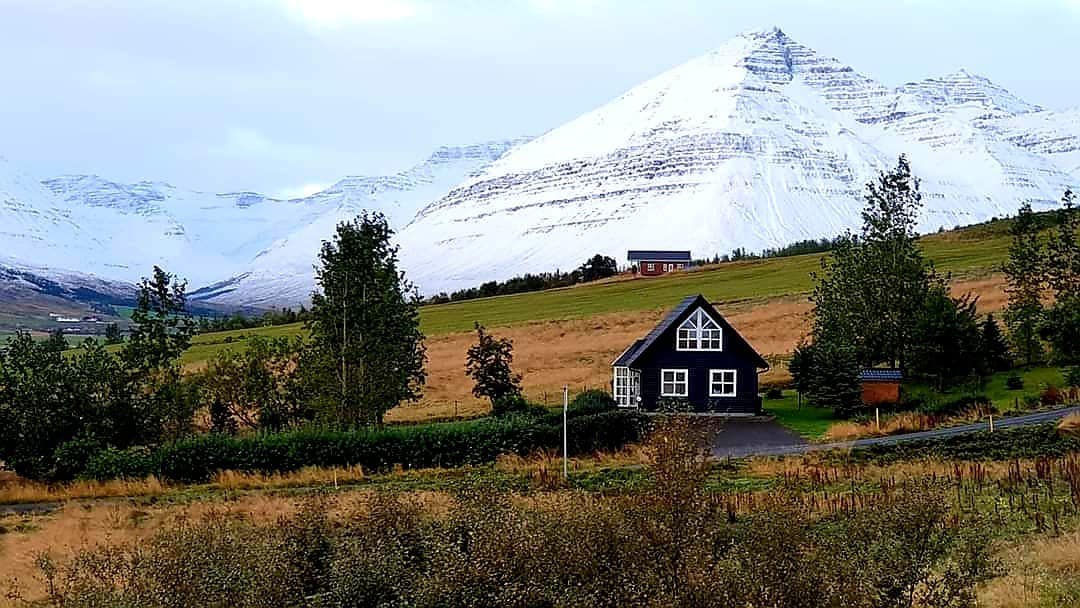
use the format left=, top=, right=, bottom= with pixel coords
left=613, top=367, right=641, bottom=407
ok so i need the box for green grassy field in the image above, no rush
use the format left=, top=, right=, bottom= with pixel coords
left=767, top=366, right=1070, bottom=440
left=137, top=216, right=1017, bottom=368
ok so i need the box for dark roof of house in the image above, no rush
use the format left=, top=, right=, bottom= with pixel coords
left=612, top=339, right=646, bottom=367
left=857, top=369, right=903, bottom=382
left=626, top=250, right=692, bottom=262
left=612, top=294, right=769, bottom=370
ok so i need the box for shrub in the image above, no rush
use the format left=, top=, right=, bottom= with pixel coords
left=83, top=446, right=155, bottom=480
left=1023, top=394, right=1042, bottom=409
left=81, top=410, right=649, bottom=483
left=491, top=394, right=531, bottom=417
left=928, top=394, right=991, bottom=417
left=51, top=436, right=105, bottom=481
left=764, top=387, right=784, bottom=400
left=1005, top=374, right=1024, bottom=390
left=568, top=389, right=617, bottom=415
left=1066, top=367, right=1080, bottom=389
left=1041, top=385, right=1064, bottom=406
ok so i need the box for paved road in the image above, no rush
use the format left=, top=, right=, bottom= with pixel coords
left=712, top=405, right=1080, bottom=459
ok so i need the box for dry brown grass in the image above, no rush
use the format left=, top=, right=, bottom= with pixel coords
left=1057, top=413, right=1080, bottom=438
left=979, top=530, right=1080, bottom=607
left=386, top=275, right=1006, bottom=422
left=0, top=476, right=171, bottom=506
left=822, top=406, right=997, bottom=442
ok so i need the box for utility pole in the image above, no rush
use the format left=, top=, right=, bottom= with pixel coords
left=562, top=385, right=569, bottom=479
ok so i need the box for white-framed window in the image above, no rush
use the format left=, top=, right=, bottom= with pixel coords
left=660, top=369, right=689, bottom=397
left=613, top=366, right=641, bottom=407
left=675, top=308, right=723, bottom=351
left=709, top=369, right=737, bottom=397
left=646, top=263, right=655, bottom=272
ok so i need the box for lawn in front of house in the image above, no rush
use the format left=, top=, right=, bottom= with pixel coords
left=761, top=392, right=835, bottom=440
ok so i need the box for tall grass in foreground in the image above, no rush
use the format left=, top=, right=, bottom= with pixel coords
left=13, top=418, right=1005, bottom=608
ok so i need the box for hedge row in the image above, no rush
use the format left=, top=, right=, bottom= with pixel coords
left=82, top=409, right=650, bottom=483
left=848, top=424, right=1080, bottom=464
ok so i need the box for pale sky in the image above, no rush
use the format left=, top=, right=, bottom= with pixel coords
left=1, top=0, right=1078, bottom=197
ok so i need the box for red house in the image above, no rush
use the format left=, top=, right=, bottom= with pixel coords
left=628, top=250, right=692, bottom=276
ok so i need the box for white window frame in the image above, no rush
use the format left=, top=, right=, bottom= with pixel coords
left=613, top=366, right=640, bottom=407
left=660, top=368, right=689, bottom=397
left=646, top=262, right=655, bottom=272
left=709, top=369, right=737, bottom=397
left=675, top=308, right=723, bottom=352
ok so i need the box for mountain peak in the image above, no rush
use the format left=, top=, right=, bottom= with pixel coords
left=898, top=69, right=1041, bottom=115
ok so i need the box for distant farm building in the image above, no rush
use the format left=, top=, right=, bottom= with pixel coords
left=627, top=250, right=691, bottom=276
left=858, top=369, right=902, bottom=405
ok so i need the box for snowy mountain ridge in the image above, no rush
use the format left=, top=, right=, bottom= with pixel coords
left=394, top=27, right=1078, bottom=296
left=2, top=27, right=1078, bottom=308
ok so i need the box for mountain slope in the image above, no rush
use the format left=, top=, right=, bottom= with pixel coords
left=188, top=139, right=530, bottom=307
left=396, top=28, right=1077, bottom=295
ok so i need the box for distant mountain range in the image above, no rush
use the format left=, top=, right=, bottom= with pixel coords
left=1, top=27, right=1078, bottom=315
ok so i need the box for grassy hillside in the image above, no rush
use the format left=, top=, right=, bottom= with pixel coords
left=179, top=216, right=1012, bottom=365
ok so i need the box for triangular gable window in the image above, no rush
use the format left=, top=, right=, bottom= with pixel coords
left=675, top=308, right=723, bottom=351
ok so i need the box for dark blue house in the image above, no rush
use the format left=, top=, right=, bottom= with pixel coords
left=612, top=294, right=769, bottom=415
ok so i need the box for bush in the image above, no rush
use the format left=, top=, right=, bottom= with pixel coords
left=927, top=394, right=991, bottom=417
left=849, top=423, right=1080, bottom=463
left=1066, top=367, right=1080, bottom=389
left=80, top=410, right=650, bottom=483
left=1041, top=385, right=1064, bottom=406
left=764, top=387, right=784, bottom=400
left=1023, top=394, right=1042, bottom=409
left=491, top=394, right=531, bottom=417
left=83, top=446, right=155, bottom=480
left=51, top=436, right=105, bottom=481
left=568, top=389, right=617, bottom=415
left=1005, top=374, right=1024, bottom=390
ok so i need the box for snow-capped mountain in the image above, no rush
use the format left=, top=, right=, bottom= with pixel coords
left=395, top=27, right=1078, bottom=295
left=3, top=27, right=1079, bottom=309
left=2, top=139, right=527, bottom=310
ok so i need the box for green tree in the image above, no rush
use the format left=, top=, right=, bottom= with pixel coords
left=1047, top=188, right=1079, bottom=299
left=200, top=336, right=309, bottom=431
left=577, top=254, right=618, bottom=282
left=45, top=328, right=69, bottom=353
left=104, top=322, right=124, bottom=345
left=908, top=287, right=982, bottom=390
left=1002, top=202, right=1046, bottom=366
left=804, top=340, right=862, bottom=416
left=465, top=322, right=523, bottom=409
left=307, top=213, right=427, bottom=426
left=121, top=266, right=195, bottom=375
left=978, top=314, right=1012, bottom=373
left=811, top=156, right=937, bottom=369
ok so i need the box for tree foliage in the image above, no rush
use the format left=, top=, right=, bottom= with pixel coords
left=199, top=336, right=309, bottom=432
left=465, top=322, right=522, bottom=408
left=811, top=156, right=939, bottom=370
left=1002, top=202, right=1047, bottom=366
left=307, top=213, right=427, bottom=426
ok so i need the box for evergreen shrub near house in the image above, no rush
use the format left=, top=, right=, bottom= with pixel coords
left=1005, top=374, right=1025, bottom=390
left=75, top=409, right=650, bottom=483
left=568, top=389, right=618, bottom=415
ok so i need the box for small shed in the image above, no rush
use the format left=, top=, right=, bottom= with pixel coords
left=858, top=369, right=902, bottom=405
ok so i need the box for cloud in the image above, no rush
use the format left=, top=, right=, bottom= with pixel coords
left=525, top=0, right=616, bottom=16
left=277, top=182, right=330, bottom=199
left=282, top=0, right=423, bottom=26
left=211, top=127, right=317, bottom=163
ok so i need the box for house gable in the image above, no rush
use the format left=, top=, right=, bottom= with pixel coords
left=620, top=295, right=768, bottom=370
